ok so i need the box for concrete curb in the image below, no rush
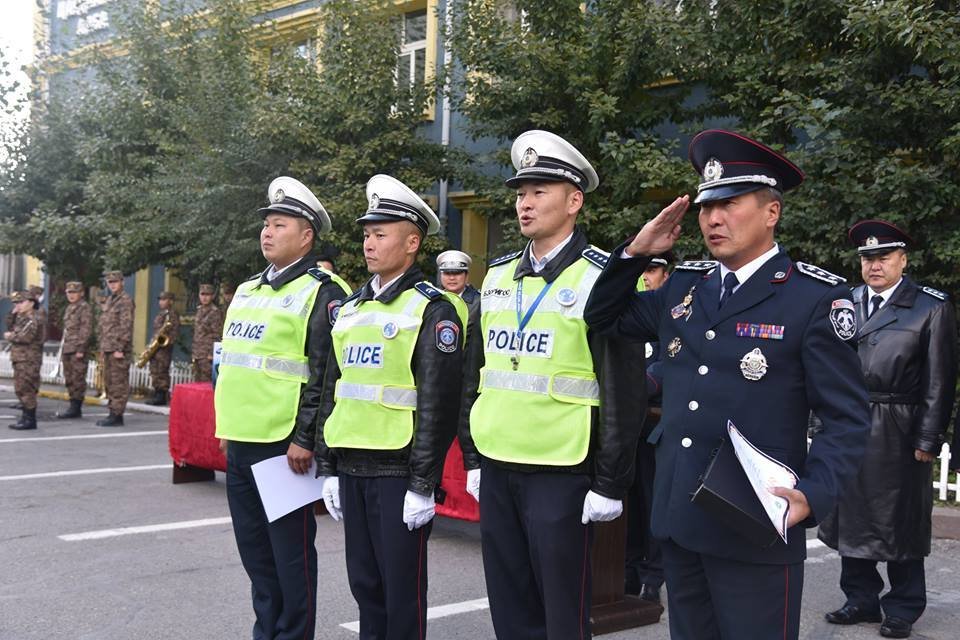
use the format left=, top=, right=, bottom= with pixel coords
left=933, top=506, right=960, bottom=541
left=0, top=384, right=170, bottom=416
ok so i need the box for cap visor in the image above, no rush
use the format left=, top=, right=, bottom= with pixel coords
left=693, top=183, right=768, bottom=204
left=504, top=174, right=572, bottom=189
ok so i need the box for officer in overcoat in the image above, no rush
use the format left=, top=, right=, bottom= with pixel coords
left=819, top=220, right=957, bottom=639
left=583, top=129, right=872, bottom=640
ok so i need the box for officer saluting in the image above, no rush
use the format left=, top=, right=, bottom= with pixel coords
left=314, top=175, right=466, bottom=640
left=461, top=131, right=644, bottom=639
left=584, top=130, right=872, bottom=640
left=215, top=177, right=351, bottom=640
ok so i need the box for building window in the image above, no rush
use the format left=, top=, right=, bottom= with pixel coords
left=399, top=9, right=427, bottom=87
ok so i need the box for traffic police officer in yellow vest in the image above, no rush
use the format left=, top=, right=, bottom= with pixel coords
left=215, top=176, right=351, bottom=640
left=460, top=130, right=645, bottom=639
left=313, top=174, right=467, bottom=640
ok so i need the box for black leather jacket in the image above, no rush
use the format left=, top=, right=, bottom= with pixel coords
left=238, top=254, right=350, bottom=450
left=458, top=228, right=646, bottom=500
left=313, top=266, right=465, bottom=497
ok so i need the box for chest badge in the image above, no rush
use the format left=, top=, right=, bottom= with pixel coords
left=556, top=287, right=577, bottom=307
left=666, top=337, right=682, bottom=358
left=670, top=285, right=696, bottom=321
left=382, top=322, right=399, bottom=339
left=281, top=294, right=294, bottom=307
left=739, top=348, right=768, bottom=381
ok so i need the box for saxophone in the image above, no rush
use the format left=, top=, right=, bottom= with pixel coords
left=136, top=313, right=174, bottom=368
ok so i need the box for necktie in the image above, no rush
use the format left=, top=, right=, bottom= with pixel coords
left=719, top=272, right=739, bottom=309
left=869, top=294, right=883, bottom=318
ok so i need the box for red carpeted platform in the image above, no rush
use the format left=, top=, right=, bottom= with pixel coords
left=168, top=382, right=226, bottom=472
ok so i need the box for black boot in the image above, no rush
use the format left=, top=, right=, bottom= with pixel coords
left=56, top=399, right=83, bottom=419
left=96, top=412, right=124, bottom=427
left=8, top=401, right=22, bottom=410
left=9, top=408, right=37, bottom=430
left=145, top=390, right=168, bottom=406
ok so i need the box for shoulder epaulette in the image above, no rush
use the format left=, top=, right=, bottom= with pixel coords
left=582, top=246, right=609, bottom=269
left=921, top=286, right=947, bottom=301
left=488, top=250, right=523, bottom=267
left=675, top=260, right=717, bottom=272
left=414, top=281, right=444, bottom=300
left=342, top=289, right=362, bottom=304
left=796, top=262, right=846, bottom=286
left=306, top=267, right=332, bottom=283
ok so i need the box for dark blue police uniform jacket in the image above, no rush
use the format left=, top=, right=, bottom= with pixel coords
left=584, top=245, right=871, bottom=565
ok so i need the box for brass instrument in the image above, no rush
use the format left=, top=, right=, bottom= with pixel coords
left=136, top=314, right=174, bottom=368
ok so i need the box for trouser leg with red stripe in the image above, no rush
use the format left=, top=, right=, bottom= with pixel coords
left=479, top=460, right=593, bottom=640
left=661, top=539, right=803, bottom=640
left=341, top=474, right=431, bottom=640
left=226, top=439, right=318, bottom=640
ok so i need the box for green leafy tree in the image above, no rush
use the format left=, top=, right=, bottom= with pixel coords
left=448, top=0, right=960, bottom=297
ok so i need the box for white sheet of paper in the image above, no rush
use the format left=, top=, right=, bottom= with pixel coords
left=727, top=421, right=799, bottom=543
left=251, top=455, right=324, bottom=523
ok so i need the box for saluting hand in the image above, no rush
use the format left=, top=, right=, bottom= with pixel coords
left=769, top=486, right=811, bottom=529
left=624, top=195, right=690, bottom=258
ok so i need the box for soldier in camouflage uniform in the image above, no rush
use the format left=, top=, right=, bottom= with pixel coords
left=191, top=283, right=223, bottom=383
left=97, top=271, right=134, bottom=426
left=5, top=290, right=45, bottom=430
left=220, top=282, right=236, bottom=309
left=57, top=281, right=93, bottom=419
left=146, top=291, right=180, bottom=406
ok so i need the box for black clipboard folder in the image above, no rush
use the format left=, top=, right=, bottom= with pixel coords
left=691, top=437, right=781, bottom=548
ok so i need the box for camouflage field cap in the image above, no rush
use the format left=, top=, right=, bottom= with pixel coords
left=199, top=284, right=216, bottom=294
left=158, top=291, right=176, bottom=301
left=220, top=282, right=236, bottom=295
left=103, top=271, right=124, bottom=283
left=65, top=281, right=84, bottom=293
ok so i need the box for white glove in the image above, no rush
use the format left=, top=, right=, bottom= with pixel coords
left=320, top=476, right=342, bottom=522
left=402, top=490, right=436, bottom=531
left=581, top=490, right=623, bottom=524
left=466, top=469, right=481, bottom=503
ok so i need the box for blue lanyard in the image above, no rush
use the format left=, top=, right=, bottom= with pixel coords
left=516, top=278, right=554, bottom=334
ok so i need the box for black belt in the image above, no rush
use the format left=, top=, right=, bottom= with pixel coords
left=869, top=392, right=920, bottom=404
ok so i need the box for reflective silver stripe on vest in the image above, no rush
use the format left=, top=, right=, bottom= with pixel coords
left=220, top=351, right=310, bottom=380
left=482, top=370, right=599, bottom=401
left=335, top=382, right=418, bottom=408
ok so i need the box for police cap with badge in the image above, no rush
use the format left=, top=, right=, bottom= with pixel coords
left=848, top=219, right=912, bottom=257
left=357, top=174, right=440, bottom=237
left=436, top=250, right=472, bottom=273
left=259, top=176, right=332, bottom=237
left=505, top=130, right=599, bottom=193
left=649, top=251, right=676, bottom=268
left=689, top=129, right=805, bottom=204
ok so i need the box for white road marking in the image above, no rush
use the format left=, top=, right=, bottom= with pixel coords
left=0, top=463, right=169, bottom=481
left=59, top=516, right=233, bottom=541
left=0, top=430, right=166, bottom=444
left=340, top=597, right=490, bottom=632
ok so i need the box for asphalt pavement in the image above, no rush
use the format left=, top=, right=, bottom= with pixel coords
left=1, top=389, right=958, bottom=639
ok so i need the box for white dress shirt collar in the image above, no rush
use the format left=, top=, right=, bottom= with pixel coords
left=867, top=277, right=903, bottom=311
left=718, top=243, right=780, bottom=298
left=529, top=232, right=575, bottom=274
left=371, top=273, right=404, bottom=299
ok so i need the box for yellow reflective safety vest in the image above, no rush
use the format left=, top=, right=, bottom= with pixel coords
left=469, top=249, right=605, bottom=465
left=215, top=267, right=352, bottom=442
left=323, top=282, right=467, bottom=450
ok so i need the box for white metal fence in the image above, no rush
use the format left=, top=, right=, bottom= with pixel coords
left=934, top=444, right=960, bottom=503
left=0, top=351, right=193, bottom=394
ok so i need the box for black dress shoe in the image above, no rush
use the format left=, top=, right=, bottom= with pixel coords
left=639, top=584, right=662, bottom=605
left=825, top=604, right=882, bottom=625
left=880, top=616, right=912, bottom=638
